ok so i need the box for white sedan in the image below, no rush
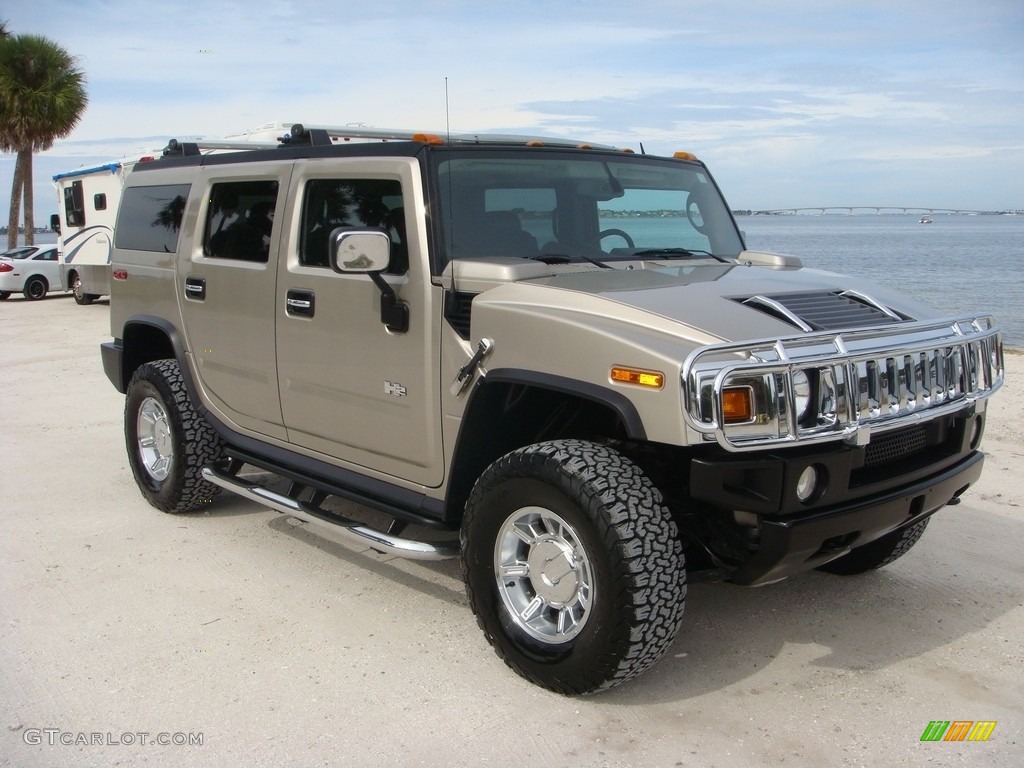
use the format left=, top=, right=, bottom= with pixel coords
left=0, top=245, right=64, bottom=301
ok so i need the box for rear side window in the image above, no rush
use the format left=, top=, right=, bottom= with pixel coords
left=300, top=178, right=406, bottom=273
left=203, top=180, right=279, bottom=262
left=115, top=184, right=191, bottom=253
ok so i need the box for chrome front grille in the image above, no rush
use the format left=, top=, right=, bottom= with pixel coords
left=682, top=316, right=1003, bottom=452
left=848, top=341, right=994, bottom=422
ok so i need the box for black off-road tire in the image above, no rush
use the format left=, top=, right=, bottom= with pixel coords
left=817, top=519, right=930, bottom=575
left=462, top=439, right=686, bottom=694
left=125, top=359, right=223, bottom=513
left=23, top=276, right=48, bottom=300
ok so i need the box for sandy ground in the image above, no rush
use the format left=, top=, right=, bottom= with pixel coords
left=1, top=293, right=1021, bottom=768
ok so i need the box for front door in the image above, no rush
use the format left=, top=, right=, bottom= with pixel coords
left=274, top=158, right=443, bottom=487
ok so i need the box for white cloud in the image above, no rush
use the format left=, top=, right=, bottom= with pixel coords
left=3, top=0, right=1023, bottom=220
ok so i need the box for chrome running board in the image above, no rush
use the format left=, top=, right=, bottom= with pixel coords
left=201, top=466, right=458, bottom=561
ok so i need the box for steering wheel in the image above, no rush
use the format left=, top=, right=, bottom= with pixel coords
left=596, top=228, right=635, bottom=249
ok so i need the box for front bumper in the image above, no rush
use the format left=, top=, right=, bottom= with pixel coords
left=725, top=450, right=983, bottom=586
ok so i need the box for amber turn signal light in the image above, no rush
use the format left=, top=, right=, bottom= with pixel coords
left=722, top=386, right=754, bottom=423
left=610, top=367, right=664, bottom=389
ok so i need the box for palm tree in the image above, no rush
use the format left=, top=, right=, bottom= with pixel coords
left=0, top=33, right=87, bottom=248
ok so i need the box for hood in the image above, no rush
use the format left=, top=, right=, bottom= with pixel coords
left=463, top=251, right=940, bottom=345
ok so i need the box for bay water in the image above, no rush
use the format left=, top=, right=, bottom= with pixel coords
left=17, top=213, right=1023, bottom=345
left=737, top=214, right=1024, bottom=347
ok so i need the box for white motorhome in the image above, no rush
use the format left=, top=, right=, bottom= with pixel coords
left=51, top=123, right=291, bottom=304
left=51, top=160, right=137, bottom=304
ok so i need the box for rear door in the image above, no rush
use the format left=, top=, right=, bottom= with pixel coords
left=178, top=163, right=293, bottom=439
left=274, top=157, right=444, bottom=486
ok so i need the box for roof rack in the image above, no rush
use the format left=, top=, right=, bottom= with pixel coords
left=162, top=137, right=280, bottom=157
left=161, top=123, right=625, bottom=156
left=282, top=123, right=622, bottom=150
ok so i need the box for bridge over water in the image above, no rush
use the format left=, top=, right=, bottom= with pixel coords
left=750, top=206, right=991, bottom=215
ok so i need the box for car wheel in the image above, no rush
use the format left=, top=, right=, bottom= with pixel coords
left=70, top=273, right=94, bottom=305
left=0, top=291, right=9, bottom=300
left=462, top=439, right=686, bottom=694
left=23, top=276, right=48, bottom=300
left=125, top=358, right=223, bottom=513
left=817, top=519, right=930, bottom=575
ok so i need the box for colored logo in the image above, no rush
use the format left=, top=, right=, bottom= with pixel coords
left=920, top=721, right=996, bottom=742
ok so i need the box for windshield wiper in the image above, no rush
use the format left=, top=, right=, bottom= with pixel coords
left=633, top=247, right=730, bottom=264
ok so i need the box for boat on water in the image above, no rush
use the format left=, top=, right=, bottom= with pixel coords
left=919, top=215, right=933, bottom=224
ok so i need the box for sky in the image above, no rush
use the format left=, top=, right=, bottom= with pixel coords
left=2, top=0, right=1023, bottom=222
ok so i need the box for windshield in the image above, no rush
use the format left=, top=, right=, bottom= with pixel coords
left=431, top=149, right=744, bottom=270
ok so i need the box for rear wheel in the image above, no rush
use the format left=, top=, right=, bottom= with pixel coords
left=0, top=291, right=9, bottom=300
left=125, top=359, right=223, bottom=513
left=23, top=276, right=47, bottom=300
left=817, top=519, right=930, bottom=575
left=70, top=273, right=95, bottom=305
left=462, top=439, right=686, bottom=694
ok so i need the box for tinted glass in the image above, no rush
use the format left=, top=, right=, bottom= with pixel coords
left=64, top=180, right=86, bottom=227
left=300, top=179, right=406, bottom=273
left=116, top=184, right=191, bottom=253
left=203, top=180, right=279, bottom=263
left=432, top=150, right=743, bottom=269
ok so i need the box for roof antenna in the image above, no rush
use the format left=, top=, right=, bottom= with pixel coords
left=444, top=76, right=457, bottom=292
left=639, top=142, right=646, bottom=155
left=445, top=76, right=451, bottom=143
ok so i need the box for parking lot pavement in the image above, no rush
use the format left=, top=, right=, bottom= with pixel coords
left=2, top=295, right=1021, bottom=767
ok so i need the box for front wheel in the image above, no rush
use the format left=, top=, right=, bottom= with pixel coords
left=125, top=359, right=223, bottom=513
left=462, top=439, right=686, bottom=694
left=817, top=519, right=930, bottom=575
left=0, top=291, right=9, bottom=300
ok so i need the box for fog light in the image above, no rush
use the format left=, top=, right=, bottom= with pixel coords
left=796, top=465, right=819, bottom=502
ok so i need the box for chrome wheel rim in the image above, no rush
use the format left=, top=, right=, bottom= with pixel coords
left=494, top=506, right=594, bottom=644
left=137, top=396, right=173, bottom=481
left=71, top=275, right=83, bottom=299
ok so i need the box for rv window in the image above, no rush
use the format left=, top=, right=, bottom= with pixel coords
left=203, top=180, right=279, bottom=263
left=299, top=178, right=406, bottom=273
left=115, top=184, right=191, bottom=253
left=94, top=193, right=107, bottom=211
left=64, top=181, right=86, bottom=227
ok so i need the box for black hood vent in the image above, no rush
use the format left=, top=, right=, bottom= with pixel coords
left=737, top=290, right=909, bottom=332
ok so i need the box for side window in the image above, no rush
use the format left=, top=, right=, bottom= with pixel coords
left=300, top=178, right=406, bottom=274
left=36, top=250, right=58, bottom=261
left=115, top=184, right=191, bottom=253
left=64, top=180, right=86, bottom=227
left=204, top=180, right=279, bottom=262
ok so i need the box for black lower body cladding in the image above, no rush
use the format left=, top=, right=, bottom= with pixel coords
left=726, top=451, right=983, bottom=586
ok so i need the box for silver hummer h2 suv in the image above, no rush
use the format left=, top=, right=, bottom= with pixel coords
left=102, top=123, right=1003, bottom=694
